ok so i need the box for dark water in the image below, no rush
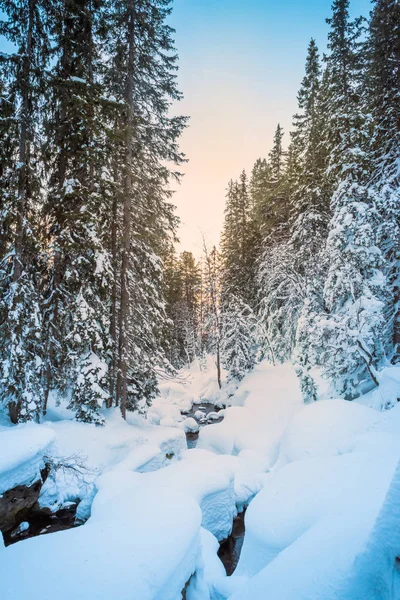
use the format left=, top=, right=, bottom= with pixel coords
left=3, top=504, right=79, bottom=547
left=218, top=510, right=246, bottom=575
left=182, top=404, right=224, bottom=449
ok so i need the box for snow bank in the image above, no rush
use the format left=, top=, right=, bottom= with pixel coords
left=229, top=394, right=400, bottom=600
left=198, top=362, right=303, bottom=467
left=0, top=425, right=55, bottom=493
left=137, top=448, right=236, bottom=540
left=0, top=471, right=202, bottom=600
left=18, top=407, right=187, bottom=513
left=276, top=399, right=381, bottom=466
left=356, top=365, right=400, bottom=410
left=182, top=417, right=200, bottom=433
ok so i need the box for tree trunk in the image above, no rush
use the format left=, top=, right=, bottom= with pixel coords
left=109, top=175, right=118, bottom=407
left=216, top=341, right=222, bottom=389
left=117, top=0, right=135, bottom=419
left=392, top=279, right=400, bottom=364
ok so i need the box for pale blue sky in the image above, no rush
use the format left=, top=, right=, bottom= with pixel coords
left=169, top=0, right=372, bottom=254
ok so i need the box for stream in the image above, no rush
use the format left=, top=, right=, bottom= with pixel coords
left=182, top=403, right=224, bottom=449
left=182, top=403, right=246, bottom=576
left=5, top=402, right=246, bottom=586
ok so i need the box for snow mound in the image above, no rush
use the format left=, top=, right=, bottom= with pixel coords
left=228, top=391, right=400, bottom=600
left=276, top=399, right=381, bottom=466
left=182, top=417, right=199, bottom=433
left=0, top=471, right=202, bottom=600
left=198, top=362, right=303, bottom=467
left=0, top=424, right=55, bottom=494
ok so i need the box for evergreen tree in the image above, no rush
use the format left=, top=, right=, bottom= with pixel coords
left=322, top=0, right=366, bottom=185
left=289, top=39, right=329, bottom=271
left=163, top=248, right=201, bottom=367
left=221, top=296, right=255, bottom=382
left=220, top=172, right=255, bottom=306
left=320, top=183, right=389, bottom=398
left=0, top=0, right=51, bottom=422
left=366, top=0, right=400, bottom=363
left=203, top=244, right=222, bottom=388
left=312, top=0, right=389, bottom=397
left=42, top=0, right=110, bottom=423
left=106, top=0, right=187, bottom=417
left=265, top=124, right=288, bottom=241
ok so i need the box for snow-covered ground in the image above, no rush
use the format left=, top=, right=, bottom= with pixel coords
left=1, top=359, right=400, bottom=599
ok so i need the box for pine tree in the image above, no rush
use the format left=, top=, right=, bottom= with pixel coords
left=220, top=172, right=255, bottom=306
left=42, top=0, right=111, bottom=424
left=106, top=0, right=187, bottom=417
left=265, top=124, right=288, bottom=241
left=0, top=0, right=51, bottom=422
left=221, top=296, right=255, bottom=382
left=203, top=244, right=222, bottom=388
left=310, top=0, right=390, bottom=398
left=289, top=39, right=329, bottom=271
left=366, top=0, right=400, bottom=363
left=322, top=0, right=366, bottom=185
left=320, top=183, right=389, bottom=398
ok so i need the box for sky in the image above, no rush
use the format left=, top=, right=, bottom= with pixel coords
left=168, top=0, right=372, bottom=256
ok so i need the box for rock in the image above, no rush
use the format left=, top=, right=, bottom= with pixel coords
left=207, top=412, right=222, bottom=421
left=10, top=521, right=29, bottom=538
left=182, top=418, right=199, bottom=434
left=194, top=410, right=206, bottom=420
left=0, top=479, right=43, bottom=532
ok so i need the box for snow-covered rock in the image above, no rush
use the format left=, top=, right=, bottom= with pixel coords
left=182, top=417, right=200, bottom=433
left=0, top=424, right=55, bottom=494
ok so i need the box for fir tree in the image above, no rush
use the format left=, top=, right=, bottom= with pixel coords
left=42, top=0, right=111, bottom=423
left=105, top=0, right=187, bottom=417
left=366, top=0, right=400, bottom=363
left=220, top=172, right=255, bottom=306
left=289, top=39, right=329, bottom=271
left=0, top=0, right=51, bottom=422
left=221, top=296, right=255, bottom=382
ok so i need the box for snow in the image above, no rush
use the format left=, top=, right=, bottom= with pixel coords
left=0, top=471, right=202, bottom=600
left=0, top=425, right=55, bottom=494
left=183, top=417, right=200, bottom=433
left=198, top=362, right=303, bottom=466
left=2, top=359, right=400, bottom=599
left=276, top=398, right=381, bottom=466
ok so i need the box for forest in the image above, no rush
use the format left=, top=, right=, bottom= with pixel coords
left=0, top=0, right=400, bottom=599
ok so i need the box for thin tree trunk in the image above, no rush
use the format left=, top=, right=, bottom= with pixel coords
left=216, top=340, right=222, bottom=389
left=109, top=177, right=118, bottom=407
left=392, top=287, right=400, bottom=364
left=117, top=0, right=135, bottom=419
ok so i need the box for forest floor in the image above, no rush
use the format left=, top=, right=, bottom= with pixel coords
left=1, top=358, right=400, bottom=599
